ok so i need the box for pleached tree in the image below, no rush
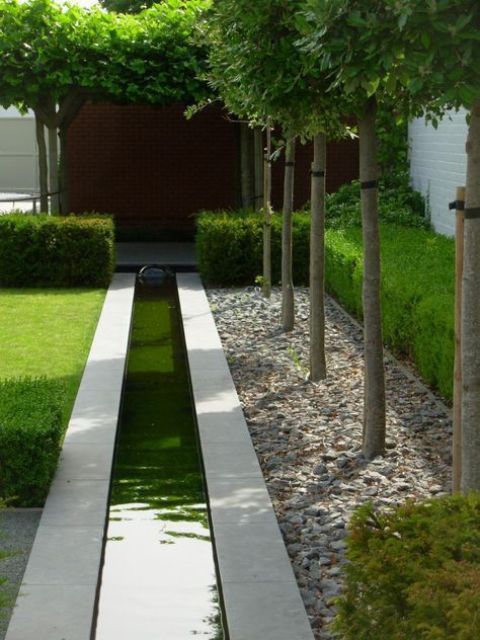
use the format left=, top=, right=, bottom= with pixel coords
left=0, top=0, right=210, bottom=214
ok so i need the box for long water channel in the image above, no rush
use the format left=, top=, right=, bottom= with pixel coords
left=94, top=273, right=224, bottom=639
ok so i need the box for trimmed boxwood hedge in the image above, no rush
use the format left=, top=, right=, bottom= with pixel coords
left=196, top=211, right=455, bottom=400
left=0, top=378, right=65, bottom=506
left=0, top=214, right=115, bottom=287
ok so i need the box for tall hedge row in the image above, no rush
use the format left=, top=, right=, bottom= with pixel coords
left=196, top=211, right=455, bottom=400
left=0, top=214, right=115, bottom=287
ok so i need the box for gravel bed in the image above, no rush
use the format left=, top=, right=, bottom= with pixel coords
left=0, top=509, right=41, bottom=640
left=208, top=287, right=452, bottom=640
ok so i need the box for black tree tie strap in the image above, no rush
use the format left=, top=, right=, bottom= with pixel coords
left=449, top=200, right=465, bottom=211
left=465, top=207, right=480, bottom=219
left=311, top=170, right=325, bottom=177
left=360, top=180, right=378, bottom=190
left=285, top=162, right=296, bottom=167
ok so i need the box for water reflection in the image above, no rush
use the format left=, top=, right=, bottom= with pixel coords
left=95, top=281, right=224, bottom=639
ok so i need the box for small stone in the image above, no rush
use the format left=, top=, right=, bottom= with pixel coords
left=330, top=540, right=347, bottom=551
left=322, top=450, right=338, bottom=461
left=313, top=463, right=328, bottom=476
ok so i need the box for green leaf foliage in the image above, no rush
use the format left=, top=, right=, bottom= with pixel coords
left=0, top=214, right=115, bottom=287
left=298, top=0, right=470, bottom=121
left=390, top=0, right=480, bottom=112
left=0, top=378, right=66, bottom=506
left=0, top=0, right=210, bottom=111
left=334, top=494, right=480, bottom=640
left=206, top=0, right=347, bottom=137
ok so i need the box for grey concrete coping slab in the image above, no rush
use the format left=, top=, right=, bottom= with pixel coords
left=5, top=273, right=136, bottom=640
left=223, top=581, right=315, bottom=640
left=207, top=476, right=278, bottom=527
left=5, top=585, right=97, bottom=640
left=177, top=273, right=315, bottom=640
left=116, top=241, right=196, bottom=267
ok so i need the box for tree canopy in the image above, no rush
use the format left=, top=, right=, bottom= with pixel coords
left=207, top=0, right=346, bottom=138
left=0, top=0, right=210, bottom=113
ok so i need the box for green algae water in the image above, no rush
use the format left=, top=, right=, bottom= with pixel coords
left=95, top=277, right=224, bottom=640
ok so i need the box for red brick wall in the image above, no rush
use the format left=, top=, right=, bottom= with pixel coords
left=68, top=103, right=359, bottom=233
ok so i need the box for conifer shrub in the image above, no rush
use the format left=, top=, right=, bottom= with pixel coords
left=334, top=494, right=480, bottom=640
left=0, top=214, right=115, bottom=287
left=0, top=378, right=65, bottom=506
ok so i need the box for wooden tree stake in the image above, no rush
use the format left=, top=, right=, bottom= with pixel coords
left=452, top=186, right=465, bottom=493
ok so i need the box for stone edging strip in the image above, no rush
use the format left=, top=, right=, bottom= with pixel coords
left=177, top=273, right=315, bottom=640
left=5, top=273, right=136, bottom=640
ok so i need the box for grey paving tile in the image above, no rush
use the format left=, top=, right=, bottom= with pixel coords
left=41, top=479, right=110, bottom=526
left=64, top=389, right=121, bottom=445
left=193, top=387, right=243, bottom=418
left=77, top=359, right=126, bottom=392
left=187, top=349, right=231, bottom=373
left=206, top=476, right=277, bottom=526
left=54, top=443, right=115, bottom=481
left=201, top=442, right=263, bottom=479
left=191, top=371, right=238, bottom=397
left=196, top=408, right=252, bottom=444
left=223, top=581, right=315, bottom=640
left=5, top=584, right=96, bottom=640
left=22, top=526, right=103, bottom=586
left=214, top=522, right=294, bottom=583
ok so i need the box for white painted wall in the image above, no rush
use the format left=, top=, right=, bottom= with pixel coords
left=409, top=108, right=468, bottom=237
left=0, top=107, right=39, bottom=194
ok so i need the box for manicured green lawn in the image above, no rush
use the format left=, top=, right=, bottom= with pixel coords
left=0, top=288, right=106, bottom=425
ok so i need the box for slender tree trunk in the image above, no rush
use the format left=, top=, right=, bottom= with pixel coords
left=34, top=111, right=49, bottom=213
left=359, top=98, right=386, bottom=459
left=240, top=122, right=253, bottom=208
left=461, top=98, right=480, bottom=492
left=262, top=122, right=272, bottom=298
left=282, top=137, right=296, bottom=331
left=48, top=126, right=59, bottom=214
left=254, top=127, right=264, bottom=212
left=58, top=126, right=69, bottom=215
left=309, top=133, right=327, bottom=381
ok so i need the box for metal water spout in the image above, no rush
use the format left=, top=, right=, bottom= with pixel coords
left=138, top=264, right=173, bottom=284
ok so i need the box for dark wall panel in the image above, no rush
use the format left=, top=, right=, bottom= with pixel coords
left=68, top=102, right=237, bottom=232
left=68, top=103, right=359, bottom=233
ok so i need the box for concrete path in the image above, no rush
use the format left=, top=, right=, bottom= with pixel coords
left=4, top=274, right=136, bottom=640
left=177, top=273, right=315, bottom=640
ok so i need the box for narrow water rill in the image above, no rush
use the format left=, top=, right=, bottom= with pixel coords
left=94, top=273, right=224, bottom=639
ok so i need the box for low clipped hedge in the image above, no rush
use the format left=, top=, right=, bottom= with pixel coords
left=0, top=214, right=115, bottom=287
left=197, top=211, right=310, bottom=286
left=196, top=211, right=455, bottom=400
left=0, top=378, right=65, bottom=506
left=333, top=494, right=480, bottom=640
